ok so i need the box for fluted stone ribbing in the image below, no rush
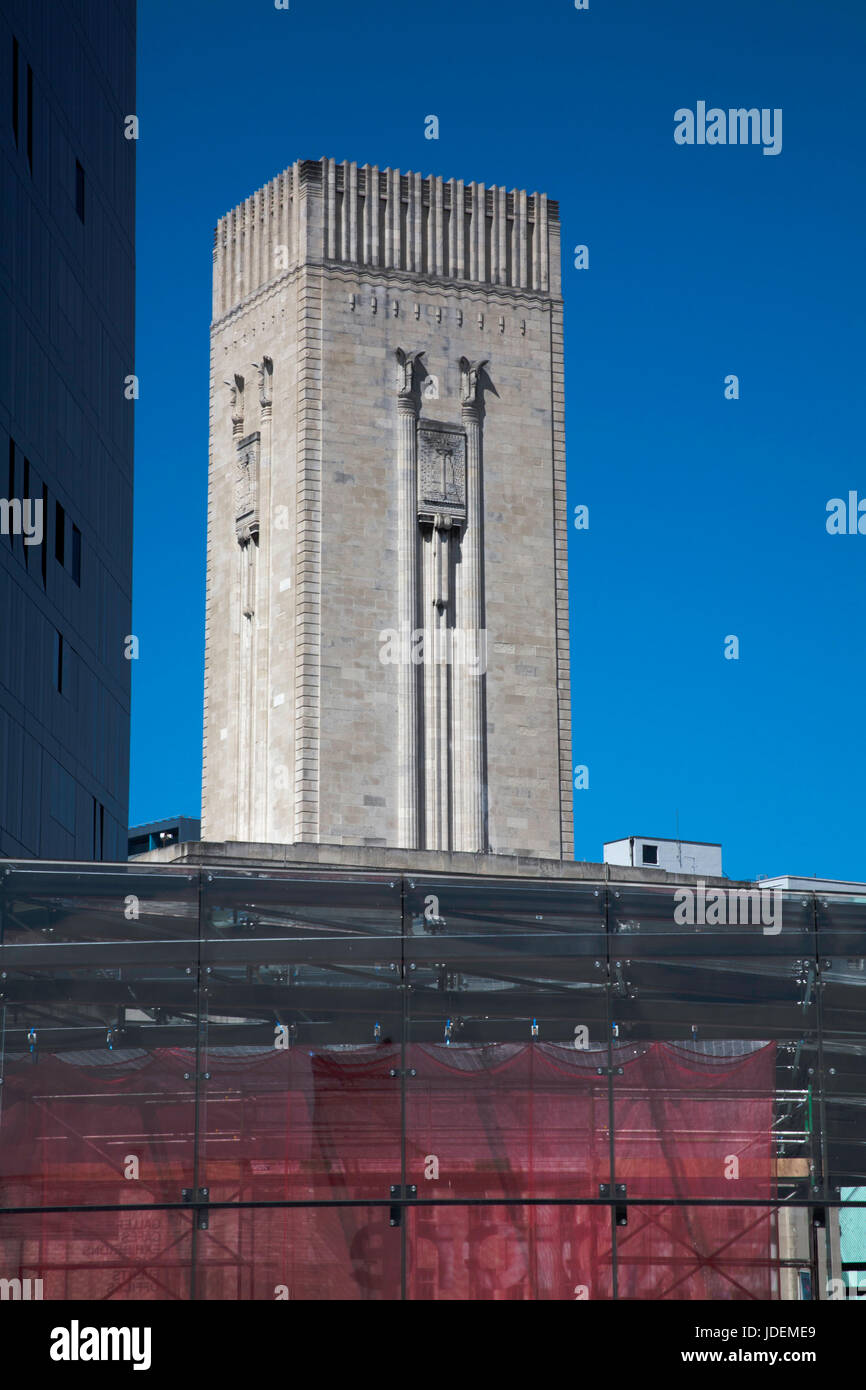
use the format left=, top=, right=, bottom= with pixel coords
left=212, top=159, right=559, bottom=321
left=422, top=520, right=452, bottom=850
left=455, top=398, right=487, bottom=852
left=397, top=391, right=421, bottom=849
left=235, top=540, right=255, bottom=840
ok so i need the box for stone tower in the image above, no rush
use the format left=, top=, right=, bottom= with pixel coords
left=202, top=158, right=573, bottom=859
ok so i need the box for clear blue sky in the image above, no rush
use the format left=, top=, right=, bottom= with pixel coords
left=131, top=0, right=866, bottom=881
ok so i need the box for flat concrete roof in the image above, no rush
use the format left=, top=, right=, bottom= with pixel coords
left=604, top=836, right=722, bottom=848
left=126, top=838, right=744, bottom=886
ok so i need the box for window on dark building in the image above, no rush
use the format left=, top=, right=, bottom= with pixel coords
left=53, top=629, right=64, bottom=693
left=93, top=798, right=104, bottom=859
left=40, top=482, right=47, bottom=587
left=22, top=457, right=30, bottom=566
left=55, top=500, right=65, bottom=564
left=75, top=159, right=85, bottom=222
left=71, top=523, right=81, bottom=584
left=7, top=436, right=14, bottom=549
left=25, top=62, right=32, bottom=170
left=11, top=37, right=18, bottom=146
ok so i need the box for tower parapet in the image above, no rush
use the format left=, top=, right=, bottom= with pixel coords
left=213, top=159, right=561, bottom=320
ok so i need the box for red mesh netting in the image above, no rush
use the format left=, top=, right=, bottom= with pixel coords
left=0, top=1041, right=777, bottom=1299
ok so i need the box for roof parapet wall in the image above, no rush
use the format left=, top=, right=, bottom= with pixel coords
left=212, top=158, right=562, bottom=319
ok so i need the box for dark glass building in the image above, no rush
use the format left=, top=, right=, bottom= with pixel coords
left=0, top=0, right=135, bottom=859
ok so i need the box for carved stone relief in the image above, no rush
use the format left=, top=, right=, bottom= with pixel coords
left=235, top=431, right=261, bottom=543
left=417, top=422, right=466, bottom=526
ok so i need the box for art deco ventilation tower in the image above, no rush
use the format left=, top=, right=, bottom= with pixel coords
left=202, top=159, right=572, bottom=859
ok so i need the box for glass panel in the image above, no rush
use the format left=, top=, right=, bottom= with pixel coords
left=608, top=883, right=814, bottom=960
left=404, top=878, right=610, bottom=1200
left=839, top=1189, right=866, bottom=1298
left=617, top=1205, right=788, bottom=1301
left=816, top=897, right=866, bottom=1192
left=404, top=875, right=607, bottom=954
left=0, top=865, right=199, bottom=1208
left=0, top=1208, right=194, bottom=1299
left=198, top=872, right=403, bottom=1202
left=815, top=890, right=866, bottom=956
left=407, top=1203, right=613, bottom=1300
left=610, top=887, right=817, bottom=1205
left=0, top=868, right=861, bottom=1300
left=194, top=1205, right=401, bottom=1300
left=820, top=1074, right=864, bottom=1198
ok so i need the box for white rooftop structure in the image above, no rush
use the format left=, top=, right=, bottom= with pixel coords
left=603, top=835, right=723, bottom=877
left=755, top=875, right=866, bottom=896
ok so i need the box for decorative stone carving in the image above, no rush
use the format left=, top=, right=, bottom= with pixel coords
left=417, top=421, right=466, bottom=525
left=459, top=356, right=489, bottom=410
left=225, top=372, right=245, bottom=437
left=254, top=355, right=273, bottom=410
left=395, top=347, right=425, bottom=406
left=235, top=431, right=261, bottom=543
